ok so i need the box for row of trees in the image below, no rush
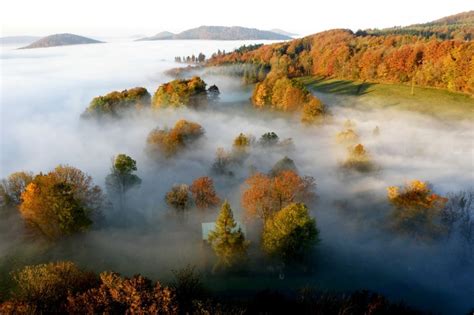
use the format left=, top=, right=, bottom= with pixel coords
left=208, top=29, right=474, bottom=94
left=165, top=176, right=220, bottom=215
left=81, top=77, right=220, bottom=119
left=174, top=52, right=206, bottom=64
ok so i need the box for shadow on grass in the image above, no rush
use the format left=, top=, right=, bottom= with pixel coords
left=300, top=77, right=375, bottom=96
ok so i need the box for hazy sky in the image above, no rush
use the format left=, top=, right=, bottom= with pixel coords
left=1, top=0, right=472, bottom=37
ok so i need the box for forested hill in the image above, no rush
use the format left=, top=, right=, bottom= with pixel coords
left=137, top=26, right=291, bottom=41
left=20, top=33, right=103, bottom=49
left=207, top=14, right=474, bottom=95
left=365, top=11, right=474, bottom=40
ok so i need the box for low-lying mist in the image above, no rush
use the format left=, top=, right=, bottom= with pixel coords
left=1, top=40, right=473, bottom=314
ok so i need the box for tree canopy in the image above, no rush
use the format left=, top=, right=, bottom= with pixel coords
left=262, top=203, right=319, bottom=262
left=387, top=180, right=448, bottom=240
left=147, top=120, right=205, bottom=158
left=152, top=77, right=209, bottom=108
left=82, top=87, right=151, bottom=118
left=19, top=165, right=104, bottom=240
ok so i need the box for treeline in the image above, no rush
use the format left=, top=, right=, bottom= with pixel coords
left=174, top=52, right=206, bottom=64
left=207, top=29, right=474, bottom=94
left=364, top=11, right=474, bottom=41
left=0, top=261, right=423, bottom=315
left=82, top=77, right=220, bottom=118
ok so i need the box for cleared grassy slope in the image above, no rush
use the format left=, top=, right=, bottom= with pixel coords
left=298, top=77, right=474, bottom=120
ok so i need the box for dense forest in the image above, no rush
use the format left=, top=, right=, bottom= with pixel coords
left=208, top=22, right=474, bottom=94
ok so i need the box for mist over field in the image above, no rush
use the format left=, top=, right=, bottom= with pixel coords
left=1, top=39, right=473, bottom=314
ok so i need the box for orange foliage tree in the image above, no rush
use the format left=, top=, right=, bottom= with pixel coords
left=19, top=166, right=103, bottom=240
left=146, top=120, right=204, bottom=157
left=189, top=176, right=220, bottom=210
left=241, top=170, right=315, bottom=222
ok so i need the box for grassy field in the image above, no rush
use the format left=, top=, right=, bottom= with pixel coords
left=298, top=77, right=474, bottom=120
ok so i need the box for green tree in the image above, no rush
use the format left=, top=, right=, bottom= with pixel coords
left=262, top=203, right=319, bottom=262
left=105, top=154, right=141, bottom=210
left=208, top=201, right=249, bottom=271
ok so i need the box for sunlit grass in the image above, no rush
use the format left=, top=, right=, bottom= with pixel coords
left=299, top=76, right=474, bottom=120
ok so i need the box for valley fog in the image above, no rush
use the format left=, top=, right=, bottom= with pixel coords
left=1, top=40, right=473, bottom=314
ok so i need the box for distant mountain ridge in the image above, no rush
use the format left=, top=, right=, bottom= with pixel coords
left=20, top=33, right=103, bottom=49
left=137, top=26, right=291, bottom=41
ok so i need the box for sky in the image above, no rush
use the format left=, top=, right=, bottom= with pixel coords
left=1, top=0, right=472, bottom=38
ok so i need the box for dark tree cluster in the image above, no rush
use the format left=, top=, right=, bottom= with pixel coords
left=0, top=261, right=423, bottom=315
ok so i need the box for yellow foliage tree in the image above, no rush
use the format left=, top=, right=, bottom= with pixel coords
left=387, top=180, right=448, bottom=240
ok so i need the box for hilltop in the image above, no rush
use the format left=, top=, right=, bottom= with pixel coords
left=137, top=26, right=291, bottom=41
left=20, top=33, right=103, bottom=49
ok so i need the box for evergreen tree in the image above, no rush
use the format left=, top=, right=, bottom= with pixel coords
left=208, top=201, right=248, bottom=271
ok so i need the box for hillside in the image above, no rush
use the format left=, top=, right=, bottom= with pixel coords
left=20, top=33, right=103, bottom=49
left=137, top=26, right=291, bottom=41
left=365, top=10, right=474, bottom=40
left=136, top=31, right=175, bottom=41
left=208, top=22, right=474, bottom=95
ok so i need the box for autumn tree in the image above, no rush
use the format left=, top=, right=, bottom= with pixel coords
left=301, top=98, right=324, bottom=124
left=241, top=170, right=315, bottom=222
left=152, top=76, right=208, bottom=108
left=336, top=128, right=359, bottom=145
left=189, top=176, right=220, bottom=210
left=10, top=261, right=97, bottom=313
left=147, top=120, right=204, bottom=157
left=67, top=272, right=177, bottom=314
left=19, top=166, right=103, bottom=239
left=262, top=203, right=319, bottom=262
left=82, top=87, right=151, bottom=119
left=166, top=184, right=191, bottom=216
left=342, top=144, right=374, bottom=172
left=387, top=180, right=448, bottom=240
left=233, top=133, right=251, bottom=150
left=0, top=171, right=33, bottom=210
left=105, top=154, right=141, bottom=210
left=208, top=201, right=249, bottom=271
